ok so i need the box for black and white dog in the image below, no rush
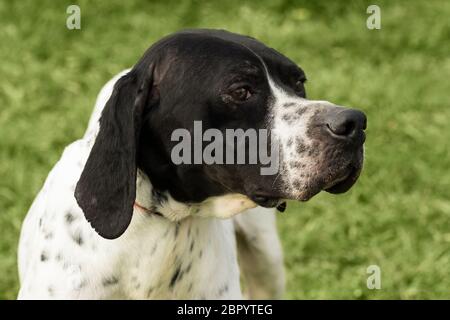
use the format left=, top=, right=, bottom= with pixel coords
left=18, top=29, right=366, bottom=299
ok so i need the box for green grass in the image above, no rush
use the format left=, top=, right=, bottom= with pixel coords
left=1, top=0, right=449, bottom=299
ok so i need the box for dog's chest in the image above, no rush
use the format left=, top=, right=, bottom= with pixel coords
left=21, top=204, right=241, bottom=299
left=117, top=216, right=241, bottom=299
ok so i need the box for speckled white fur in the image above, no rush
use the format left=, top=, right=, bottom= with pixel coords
left=267, top=74, right=338, bottom=200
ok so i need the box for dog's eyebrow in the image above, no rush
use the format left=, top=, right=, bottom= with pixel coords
left=230, top=64, right=263, bottom=78
left=242, top=65, right=261, bottom=74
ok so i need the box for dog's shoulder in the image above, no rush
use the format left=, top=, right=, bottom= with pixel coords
left=17, top=138, right=96, bottom=298
left=18, top=139, right=91, bottom=256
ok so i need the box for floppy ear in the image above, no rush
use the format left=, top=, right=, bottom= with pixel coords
left=75, top=65, right=155, bottom=239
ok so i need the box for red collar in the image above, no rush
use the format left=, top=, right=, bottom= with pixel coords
left=134, top=201, right=162, bottom=217
left=133, top=201, right=151, bottom=213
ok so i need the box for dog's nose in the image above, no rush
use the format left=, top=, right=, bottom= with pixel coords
left=326, top=109, right=367, bottom=142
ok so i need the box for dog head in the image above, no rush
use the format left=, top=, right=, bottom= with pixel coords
left=75, top=29, right=366, bottom=239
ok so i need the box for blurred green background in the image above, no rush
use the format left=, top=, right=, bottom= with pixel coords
left=1, top=0, right=450, bottom=299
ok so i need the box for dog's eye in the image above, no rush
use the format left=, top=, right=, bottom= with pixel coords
left=231, top=87, right=252, bottom=102
left=295, top=79, right=305, bottom=91
left=294, top=78, right=306, bottom=97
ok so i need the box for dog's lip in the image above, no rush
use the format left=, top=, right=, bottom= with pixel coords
left=248, top=193, right=287, bottom=212
left=249, top=193, right=283, bottom=208
left=323, top=171, right=351, bottom=190
left=324, top=165, right=361, bottom=194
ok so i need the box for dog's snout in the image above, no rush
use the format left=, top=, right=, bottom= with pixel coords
left=325, top=109, right=367, bottom=142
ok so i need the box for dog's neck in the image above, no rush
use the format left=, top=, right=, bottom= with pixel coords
left=135, top=169, right=258, bottom=222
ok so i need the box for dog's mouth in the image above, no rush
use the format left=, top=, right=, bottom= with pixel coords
left=249, top=161, right=362, bottom=212
left=323, top=164, right=361, bottom=194
left=250, top=194, right=283, bottom=208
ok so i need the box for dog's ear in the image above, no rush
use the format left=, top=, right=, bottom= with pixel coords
left=75, top=64, right=155, bottom=239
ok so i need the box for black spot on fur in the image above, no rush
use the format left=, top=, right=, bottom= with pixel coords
left=40, top=251, right=49, bottom=262
left=296, top=144, right=307, bottom=154
left=184, top=262, right=192, bottom=274
left=152, top=189, right=168, bottom=206
left=199, top=250, right=203, bottom=259
left=282, top=113, right=297, bottom=124
left=72, top=231, right=84, bottom=246
left=307, top=144, right=321, bottom=157
left=147, top=287, right=154, bottom=298
left=189, top=239, right=195, bottom=252
left=55, top=253, right=63, bottom=262
left=218, top=284, right=229, bottom=296
left=289, top=161, right=302, bottom=168
left=169, top=266, right=182, bottom=289
left=287, top=138, right=293, bottom=147
left=297, top=107, right=306, bottom=116
left=283, top=102, right=296, bottom=108
left=295, top=138, right=307, bottom=154
left=47, top=286, right=54, bottom=296
left=102, top=276, right=119, bottom=287
left=65, top=212, right=76, bottom=224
